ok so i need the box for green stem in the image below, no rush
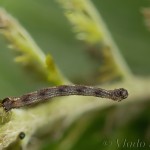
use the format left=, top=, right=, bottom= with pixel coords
left=0, top=8, right=68, bottom=85
left=57, top=0, right=133, bottom=82
left=84, top=0, right=132, bottom=79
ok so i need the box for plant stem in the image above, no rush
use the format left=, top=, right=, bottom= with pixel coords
left=57, top=0, right=133, bottom=82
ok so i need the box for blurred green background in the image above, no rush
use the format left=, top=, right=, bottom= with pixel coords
left=0, top=0, right=150, bottom=150
left=0, top=0, right=149, bottom=95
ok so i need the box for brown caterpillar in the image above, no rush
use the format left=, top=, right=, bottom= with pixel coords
left=1, top=85, right=128, bottom=112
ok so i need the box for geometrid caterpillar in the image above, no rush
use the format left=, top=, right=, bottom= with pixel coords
left=1, top=85, right=128, bottom=112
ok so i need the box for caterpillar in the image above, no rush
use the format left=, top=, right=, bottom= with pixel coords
left=1, top=85, right=128, bottom=112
